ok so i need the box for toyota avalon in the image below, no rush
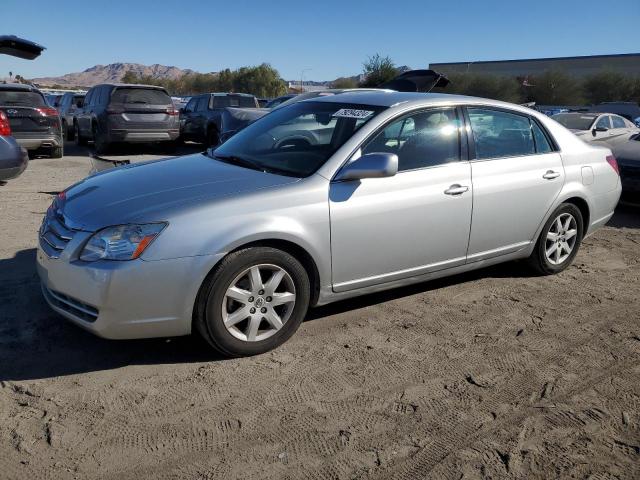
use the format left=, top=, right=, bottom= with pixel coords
left=37, top=91, right=621, bottom=356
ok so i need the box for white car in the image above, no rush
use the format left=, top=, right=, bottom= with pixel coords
left=552, top=112, right=639, bottom=147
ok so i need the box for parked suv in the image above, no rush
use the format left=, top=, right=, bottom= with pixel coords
left=0, top=83, right=63, bottom=158
left=180, top=93, right=260, bottom=146
left=57, top=92, right=85, bottom=140
left=75, top=83, right=179, bottom=153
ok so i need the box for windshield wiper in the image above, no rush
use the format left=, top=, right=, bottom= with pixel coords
left=208, top=150, right=298, bottom=177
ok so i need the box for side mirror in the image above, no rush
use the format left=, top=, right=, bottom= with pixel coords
left=76, top=100, right=83, bottom=108
left=593, top=126, right=608, bottom=136
left=334, top=152, right=398, bottom=181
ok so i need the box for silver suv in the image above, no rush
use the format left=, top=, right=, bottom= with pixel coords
left=74, top=83, right=180, bottom=153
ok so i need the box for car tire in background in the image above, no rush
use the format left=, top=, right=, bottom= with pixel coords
left=528, top=203, right=584, bottom=275
left=50, top=145, right=63, bottom=158
left=195, top=246, right=311, bottom=357
left=93, top=125, right=109, bottom=155
left=74, top=123, right=87, bottom=146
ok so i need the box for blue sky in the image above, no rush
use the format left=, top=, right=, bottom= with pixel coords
left=1, top=0, right=638, bottom=81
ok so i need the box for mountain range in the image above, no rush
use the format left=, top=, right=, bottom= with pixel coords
left=30, top=63, right=196, bottom=87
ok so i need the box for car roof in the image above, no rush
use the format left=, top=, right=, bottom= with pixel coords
left=308, top=90, right=496, bottom=108
left=93, top=83, right=167, bottom=90
left=0, top=82, right=41, bottom=92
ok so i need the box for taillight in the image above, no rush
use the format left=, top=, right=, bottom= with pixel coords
left=606, top=155, right=619, bottom=175
left=36, top=107, right=59, bottom=117
left=166, top=106, right=179, bottom=116
left=0, top=110, right=11, bottom=136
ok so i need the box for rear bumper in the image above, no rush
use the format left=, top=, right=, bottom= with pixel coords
left=108, top=129, right=180, bottom=143
left=13, top=132, right=62, bottom=150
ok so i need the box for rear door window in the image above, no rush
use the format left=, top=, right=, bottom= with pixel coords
left=531, top=120, right=554, bottom=154
left=0, top=90, right=47, bottom=107
left=111, top=88, right=171, bottom=106
left=468, top=108, right=536, bottom=159
left=611, top=116, right=626, bottom=129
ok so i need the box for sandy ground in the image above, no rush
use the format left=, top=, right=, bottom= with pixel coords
left=0, top=143, right=639, bottom=480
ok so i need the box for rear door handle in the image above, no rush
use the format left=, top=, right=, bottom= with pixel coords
left=444, top=184, right=469, bottom=195
left=543, top=170, right=561, bottom=180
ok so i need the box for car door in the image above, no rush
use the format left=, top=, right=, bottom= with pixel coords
left=609, top=115, right=634, bottom=145
left=329, top=107, right=473, bottom=292
left=591, top=115, right=613, bottom=145
left=180, top=96, right=198, bottom=138
left=77, top=88, right=94, bottom=135
left=465, top=107, right=565, bottom=261
left=193, top=95, right=210, bottom=141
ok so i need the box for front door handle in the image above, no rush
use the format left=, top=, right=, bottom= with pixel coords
left=543, top=170, right=561, bottom=180
left=444, top=184, right=469, bottom=195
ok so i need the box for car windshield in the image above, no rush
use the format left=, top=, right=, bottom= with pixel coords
left=212, top=101, right=386, bottom=177
left=0, top=90, right=47, bottom=107
left=552, top=113, right=597, bottom=130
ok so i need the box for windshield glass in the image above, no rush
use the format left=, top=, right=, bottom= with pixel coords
left=552, top=113, right=596, bottom=130
left=111, top=87, right=171, bottom=105
left=213, top=101, right=386, bottom=177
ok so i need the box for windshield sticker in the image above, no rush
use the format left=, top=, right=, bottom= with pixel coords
left=333, top=108, right=374, bottom=119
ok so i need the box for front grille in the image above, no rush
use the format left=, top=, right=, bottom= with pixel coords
left=39, top=209, right=76, bottom=259
left=43, top=287, right=99, bottom=323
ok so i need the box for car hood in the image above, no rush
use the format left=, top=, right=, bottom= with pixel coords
left=613, top=140, right=640, bottom=166
left=570, top=129, right=588, bottom=136
left=61, top=153, right=299, bottom=230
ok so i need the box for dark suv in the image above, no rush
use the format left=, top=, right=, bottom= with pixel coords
left=0, top=83, right=63, bottom=158
left=74, top=83, right=179, bottom=153
left=180, top=93, right=260, bottom=146
left=57, top=92, right=85, bottom=140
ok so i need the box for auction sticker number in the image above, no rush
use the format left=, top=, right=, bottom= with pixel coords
left=333, top=109, right=374, bottom=119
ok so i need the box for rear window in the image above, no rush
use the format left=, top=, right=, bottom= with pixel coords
left=213, top=95, right=257, bottom=108
left=0, top=90, right=47, bottom=107
left=110, top=88, right=171, bottom=105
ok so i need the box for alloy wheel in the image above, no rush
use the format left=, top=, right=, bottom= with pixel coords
left=221, top=264, right=296, bottom=342
left=545, top=213, right=578, bottom=265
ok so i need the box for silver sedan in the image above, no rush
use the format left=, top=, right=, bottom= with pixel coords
left=37, top=91, right=622, bottom=356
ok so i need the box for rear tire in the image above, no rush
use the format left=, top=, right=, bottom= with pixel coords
left=194, top=247, right=311, bottom=357
left=93, top=125, right=109, bottom=155
left=528, top=203, right=583, bottom=275
left=74, top=123, right=87, bottom=146
left=50, top=145, right=63, bottom=159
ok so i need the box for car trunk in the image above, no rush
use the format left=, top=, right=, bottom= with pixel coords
left=0, top=90, right=59, bottom=135
left=107, top=87, right=176, bottom=131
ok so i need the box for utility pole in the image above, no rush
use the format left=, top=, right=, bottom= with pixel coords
left=300, top=68, right=311, bottom=93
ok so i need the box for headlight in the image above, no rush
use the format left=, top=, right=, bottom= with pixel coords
left=80, top=223, right=167, bottom=262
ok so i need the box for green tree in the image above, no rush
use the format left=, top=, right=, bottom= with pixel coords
left=436, top=73, right=523, bottom=103
left=582, top=71, right=636, bottom=104
left=526, top=71, right=583, bottom=105
left=331, top=77, right=358, bottom=89
left=360, top=54, right=397, bottom=87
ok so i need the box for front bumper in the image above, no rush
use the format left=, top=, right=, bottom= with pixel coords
left=36, top=234, right=223, bottom=339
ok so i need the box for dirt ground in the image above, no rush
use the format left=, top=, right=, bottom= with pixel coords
left=1, top=143, right=639, bottom=480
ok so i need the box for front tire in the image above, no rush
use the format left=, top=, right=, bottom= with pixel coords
left=195, top=247, right=311, bottom=357
left=528, top=203, right=583, bottom=275
left=93, top=125, right=109, bottom=155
